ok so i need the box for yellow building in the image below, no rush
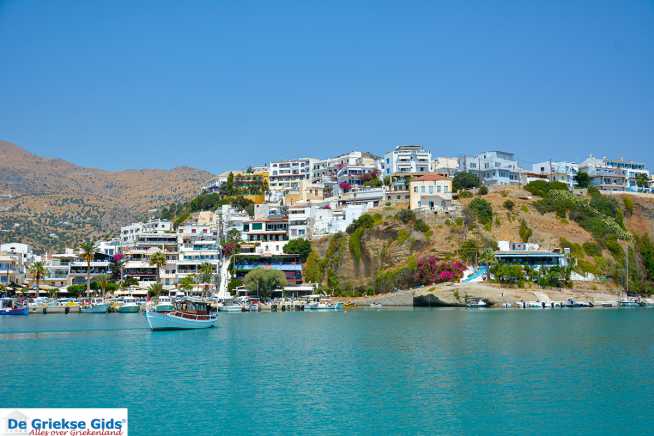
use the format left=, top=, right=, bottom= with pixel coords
left=284, top=180, right=325, bottom=206
left=409, top=174, right=453, bottom=211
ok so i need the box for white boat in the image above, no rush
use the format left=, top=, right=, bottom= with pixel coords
left=565, top=299, right=593, bottom=308
left=80, top=298, right=109, bottom=313
left=155, top=296, right=175, bottom=312
left=619, top=299, right=641, bottom=307
left=466, top=299, right=487, bottom=308
left=146, top=298, right=217, bottom=330
left=116, top=296, right=140, bottom=313
left=370, top=302, right=383, bottom=309
left=306, top=302, right=344, bottom=311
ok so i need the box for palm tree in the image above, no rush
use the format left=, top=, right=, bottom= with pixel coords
left=149, top=251, right=167, bottom=287
left=178, top=274, right=196, bottom=295
left=148, top=282, right=163, bottom=299
left=29, top=261, right=46, bottom=297
left=120, top=276, right=138, bottom=291
left=198, top=262, right=215, bottom=298
left=96, top=274, right=111, bottom=298
left=79, top=241, right=96, bottom=297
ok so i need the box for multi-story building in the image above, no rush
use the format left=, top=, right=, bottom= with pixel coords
left=202, top=170, right=268, bottom=203
left=336, top=187, right=385, bottom=208
left=231, top=253, right=303, bottom=285
left=120, top=219, right=172, bottom=244
left=268, top=158, right=319, bottom=192
left=176, top=214, right=219, bottom=287
left=312, top=151, right=380, bottom=183
left=458, top=151, right=520, bottom=185
left=217, top=205, right=250, bottom=242
left=381, top=145, right=432, bottom=176
left=432, top=156, right=459, bottom=177
left=579, top=156, right=627, bottom=192
left=68, top=260, right=112, bottom=285
left=242, top=212, right=289, bottom=254
left=284, top=180, right=326, bottom=206
left=0, top=254, right=20, bottom=286
left=606, top=158, right=650, bottom=193
left=409, top=174, right=454, bottom=212
left=0, top=243, right=36, bottom=285
left=531, top=161, right=579, bottom=189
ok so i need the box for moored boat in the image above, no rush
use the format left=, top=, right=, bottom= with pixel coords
left=155, top=296, right=175, bottom=313
left=0, top=298, right=28, bottom=316
left=618, top=299, right=641, bottom=307
left=80, top=298, right=109, bottom=313
left=116, top=296, right=140, bottom=313
left=466, top=299, right=488, bottom=308
left=146, top=297, right=217, bottom=330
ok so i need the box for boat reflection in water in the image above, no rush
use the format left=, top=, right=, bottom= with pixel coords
left=146, top=297, right=217, bottom=330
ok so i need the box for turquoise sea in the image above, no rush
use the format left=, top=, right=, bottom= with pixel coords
left=1, top=308, right=653, bottom=435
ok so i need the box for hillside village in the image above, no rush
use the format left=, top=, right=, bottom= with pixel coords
left=2, top=144, right=654, bottom=302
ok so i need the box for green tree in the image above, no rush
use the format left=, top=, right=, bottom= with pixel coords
left=243, top=268, right=287, bottom=300
left=29, top=261, right=46, bottom=296
left=226, top=172, right=235, bottom=195
left=459, top=239, right=480, bottom=266
left=574, top=171, right=591, bottom=188
left=148, top=282, right=163, bottom=298
left=120, top=277, right=138, bottom=290
left=226, top=228, right=242, bottom=243
left=453, top=172, right=481, bottom=192
left=198, top=262, right=215, bottom=297
left=635, top=173, right=649, bottom=188
left=283, top=238, right=312, bottom=262
left=467, top=198, right=493, bottom=225
left=503, top=199, right=515, bottom=211
left=178, top=274, right=197, bottom=294
left=79, top=240, right=96, bottom=297
left=303, top=250, right=323, bottom=283
left=149, top=251, right=167, bottom=284
left=519, top=219, right=533, bottom=242
left=95, top=274, right=111, bottom=297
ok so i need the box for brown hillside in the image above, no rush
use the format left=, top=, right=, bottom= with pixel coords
left=0, top=140, right=214, bottom=251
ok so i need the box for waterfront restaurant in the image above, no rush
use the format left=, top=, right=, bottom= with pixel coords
left=231, top=253, right=303, bottom=285
left=494, top=250, right=568, bottom=269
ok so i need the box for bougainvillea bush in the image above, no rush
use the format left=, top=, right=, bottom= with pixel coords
left=415, top=256, right=466, bottom=285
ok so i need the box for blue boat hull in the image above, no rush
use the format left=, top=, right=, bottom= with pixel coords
left=0, top=306, right=29, bottom=316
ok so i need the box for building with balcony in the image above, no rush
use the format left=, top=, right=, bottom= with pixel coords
left=458, top=151, right=520, bottom=185
left=381, top=145, right=432, bottom=176
left=231, top=253, right=303, bottom=285
left=579, top=156, right=627, bottom=192
left=531, top=161, right=579, bottom=189
left=268, top=158, right=319, bottom=192
left=120, top=219, right=172, bottom=244
left=409, top=174, right=454, bottom=212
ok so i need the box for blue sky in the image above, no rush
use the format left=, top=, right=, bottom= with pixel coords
left=0, top=0, right=652, bottom=173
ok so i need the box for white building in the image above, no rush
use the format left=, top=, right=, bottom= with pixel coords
left=176, top=215, right=220, bottom=287
left=381, top=145, right=432, bottom=176
left=531, top=161, right=579, bottom=189
left=458, top=151, right=520, bottom=185
left=120, top=219, right=172, bottom=244
left=432, top=156, right=459, bottom=177
left=579, top=156, right=628, bottom=192
left=268, top=158, right=319, bottom=192
left=287, top=203, right=367, bottom=239
left=605, top=157, right=650, bottom=193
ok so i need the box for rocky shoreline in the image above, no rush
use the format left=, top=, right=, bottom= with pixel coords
left=347, top=282, right=624, bottom=307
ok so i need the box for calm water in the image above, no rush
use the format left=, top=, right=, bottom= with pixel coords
left=1, top=308, right=653, bottom=435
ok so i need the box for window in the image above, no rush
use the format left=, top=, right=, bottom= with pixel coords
left=252, top=223, right=263, bottom=230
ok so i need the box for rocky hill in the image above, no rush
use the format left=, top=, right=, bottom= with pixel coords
left=307, top=185, right=654, bottom=295
left=0, top=140, right=213, bottom=251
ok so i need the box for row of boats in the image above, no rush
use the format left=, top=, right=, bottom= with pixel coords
left=466, top=297, right=654, bottom=309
